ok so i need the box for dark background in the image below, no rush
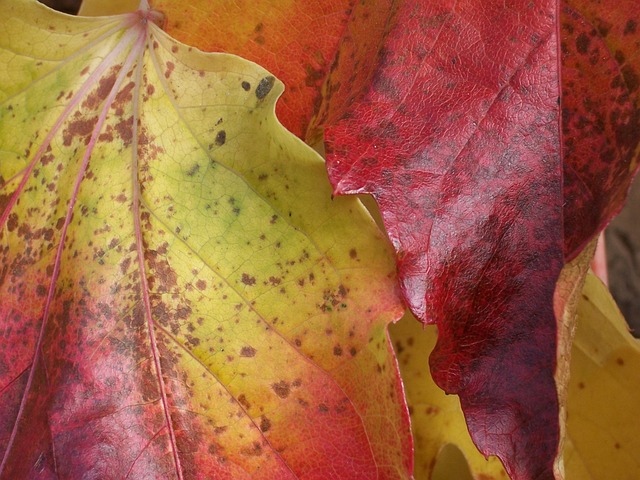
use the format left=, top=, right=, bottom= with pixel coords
left=40, top=0, right=81, bottom=13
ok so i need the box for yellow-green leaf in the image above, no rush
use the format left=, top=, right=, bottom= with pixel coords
left=390, top=315, right=509, bottom=480
left=0, top=1, right=411, bottom=478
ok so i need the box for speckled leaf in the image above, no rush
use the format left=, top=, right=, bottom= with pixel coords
left=139, top=0, right=356, bottom=139
left=0, top=1, right=411, bottom=478
left=321, top=1, right=564, bottom=478
left=561, top=0, right=640, bottom=258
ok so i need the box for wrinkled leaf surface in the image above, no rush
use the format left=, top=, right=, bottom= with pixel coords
left=322, top=1, right=564, bottom=478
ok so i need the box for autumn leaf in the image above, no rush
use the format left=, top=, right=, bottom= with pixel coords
left=312, top=0, right=640, bottom=477
left=0, top=1, right=411, bottom=478
left=390, top=314, right=510, bottom=480
left=561, top=0, right=640, bottom=257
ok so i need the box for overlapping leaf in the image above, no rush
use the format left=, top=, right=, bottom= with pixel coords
left=0, top=1, right=411, bottom=478
left=564, top=273, right=640, bottom=479
left=390, top=315, right=509, bottom=480
left=561, top=0, right=640, bottom=257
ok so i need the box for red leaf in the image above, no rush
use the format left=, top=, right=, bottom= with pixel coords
left=561, top=0, right=640, bottom=257
left=322, top=1, right=565, bottom=478
left=319, top=0, right=640, bottom=477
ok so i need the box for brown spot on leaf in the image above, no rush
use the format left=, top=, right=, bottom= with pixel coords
left=120, top=257, right=131, bottom=275
left=624, top=19, right=637, bottom=35
left=271, top=380, right=290, bottom=399
left=242, top=442, right=263, bottom=457
left=215, top=130, right=226, bottom=146
left=63, top=116, right=98, bottom=146
left=165, top=61, right=175, bottom=79
left=186, top=163, right=200, bottom=177
left=238, top=394, right=251, bottom=409
left=240, top=346, right=256, bottom=357
left=575, top=32, right=590, bottom=54
left=621, top=65, right=639, bottom=93
left=241, top=273, right=256, bottom=286
left=84, top=73, right=116, bottom=109
left=114, top=116, right=134, bottom=147
left=259, top=417, right=271, bottom=432
left=7, top=213, right=18, bottom=232
left=177, top=305, right=192, bottom=319
left=114, top=81, right=135, bottom=107
left=596, top=18, right=613, bottom=37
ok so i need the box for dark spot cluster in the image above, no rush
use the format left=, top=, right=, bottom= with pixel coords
left=317, top=284, right=349, bottom=312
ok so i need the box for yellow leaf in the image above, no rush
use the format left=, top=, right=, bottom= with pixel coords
left=78, top=0, right=139, bottom=16
left=564, top=272, right=640, bottom=480
left=390, top=316, right=509, bottom=480
left=0, top=1, right=410, bottom=477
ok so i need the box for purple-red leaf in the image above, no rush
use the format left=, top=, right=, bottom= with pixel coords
left=316, top=0, right=623, bottom=478
left=561, top=0, right=640, bottom=257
